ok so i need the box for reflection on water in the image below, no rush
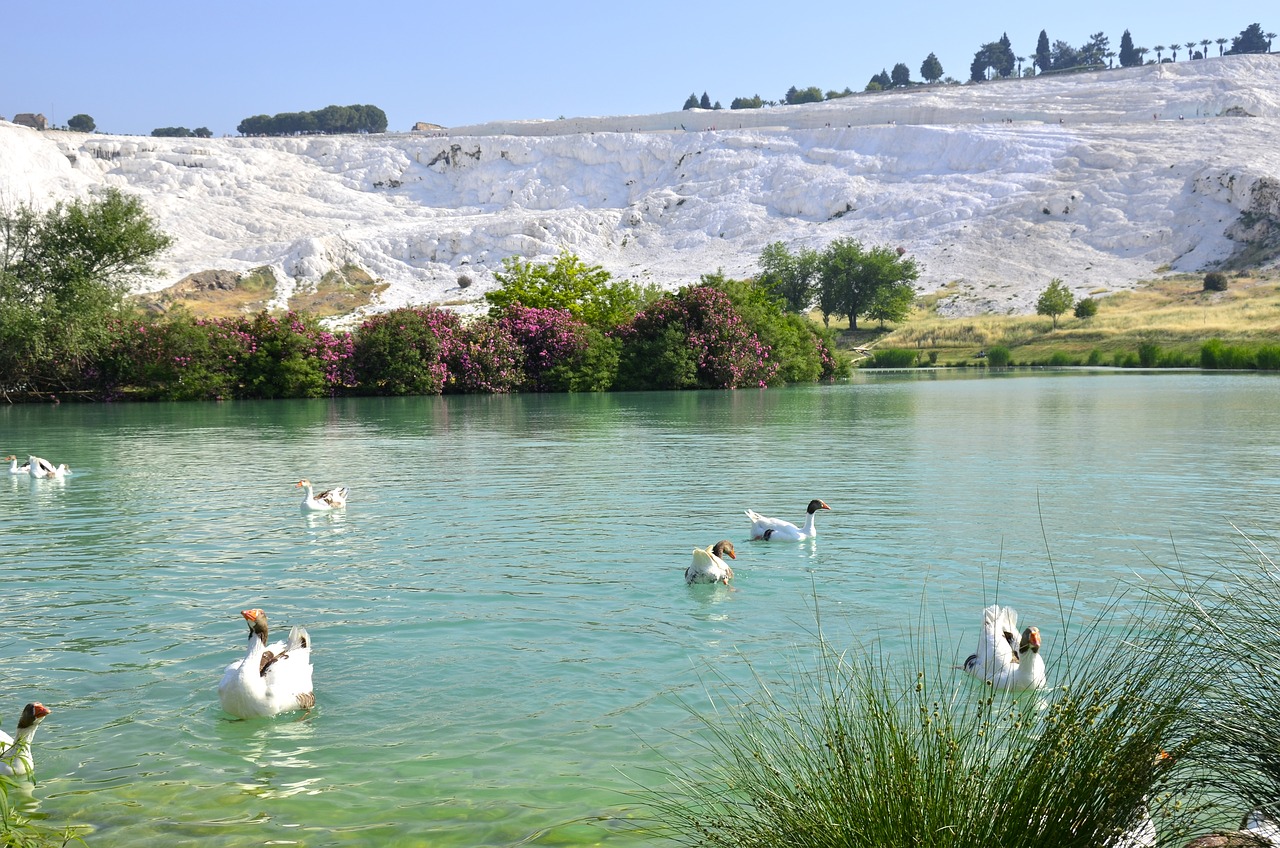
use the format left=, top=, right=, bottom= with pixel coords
left=2, top=372, right=1279, bottom=846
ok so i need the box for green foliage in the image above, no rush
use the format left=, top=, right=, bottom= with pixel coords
left=66, top=114, right=95, bottom=133
left=1229, top=23, right=1269, bottom=54
left=1086, top=349, right=1103, bottom=365
left=351, top=308, right=454, bottom=395
left=866, top=70, right=891, bottom=90
left=920, top=53, right=944, bottom=83
left=1073, top=297, right=1099, bottom=319
left=817, top=240, right=920, bottom=330
left=1119, top=30, right=1140, bottom=67
left=485, top=251, right=654, bottom=329
left=1202, top=272, right=1228, bottom=292
left=1046, top=350, right=1077, bottom=366
left=757, top=241, right=820, bottom=313
left=615, top=284, right=780, bottom=390
left=644, top=601, right=1206, bottom=848
left=237, top=104, right=387, bottom=136
left=682, top=93, right=699, bottom=110
left=890, top=63, right=912, bottom=87
left=730, top=94, right=764, bottom=110
left=1200, top=338, right=1277, bottom=370
left=0, top=188, right=172, bottom=394
left=1035, top=278, right=1074, bottom=328
left=1035, top=29, right=1052, bottom=73
left=867, top=348, right=917, bottom=368
left=543, top=327, right=621, bottom=392
left=703, top=272, right=846, bottom=383
left=1138, top=342, right=1161, bottom=367
left=151, top=126, right=195, bottom=137
left=240, top=312, right=331, bottom=398
left=784, top=86, right=824, bottom=105
left=699, top=92, right=712, bottom=110
left=986, top=345, right=1012, bottom=367
left=865, top=279, right=915, bottom=328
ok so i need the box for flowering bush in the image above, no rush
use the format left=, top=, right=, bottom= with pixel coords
left=443, top=319, right=524, bottom=393
left=351, top=307, right=459, bottom=395
left=615, top=285, right=779, bottom=390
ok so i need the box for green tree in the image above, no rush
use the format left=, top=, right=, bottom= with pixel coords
left=67, top=113, right=95, bottom=133
left=865, top=280, right=916, bottom=328
left=995, top=33, right=1016, bottom=77
left=784, top=85, right=824, bottom=105
left=920, top=52, right=944, bottom=83
left=194, top=127, right=212, bottom=138
left=1074, top=297, right=1099, bottom=319
left=485, top=251, right=654, bottom=328
left=1119, top=30, right=1139, bottom=66
left=0, top=188, right=172, bottom=394
left=1036, top=278, right=1075, bottom=328
left=699, top=92, right=712, bottom=109
left=1035, top=30, right=1052, bottom=73
left=757, top=241, right=820, bottom=313
left=817, top=240, right=919, bottom=331
left=1229, top=23, right=1269, bottom=54
left=730, top=94, right=764, bottom=109
left=867, top=70, right=891, bottom=90
left=890, top=63, right=912, bottom=87
left=683, top=93, right=699, bottom=110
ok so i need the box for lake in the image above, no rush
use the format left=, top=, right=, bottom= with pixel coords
left=2, top=370, right=1278, bottom=846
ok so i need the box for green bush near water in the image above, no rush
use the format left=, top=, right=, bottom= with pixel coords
left=985, top=345, right=1011, bottom=367
left=866, top=348, right=918, bottom=368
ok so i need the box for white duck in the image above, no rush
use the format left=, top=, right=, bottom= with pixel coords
left=4, top=455, right=31, bottom=475
left=296, top=478, right=348, bottom=511
left=27, top=455, right=70, bottom=479
left=0, top=702, right=51, bottom=779
left=963, top=604, right=1047, bottom=691
left=218, top=608, right=315, bottom=719
left=686, top=540, right=737, bottom=585
left=745, top=499, right=830, bottom=541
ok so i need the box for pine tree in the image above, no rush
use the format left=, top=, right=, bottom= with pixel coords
left=1119, top=30, right=1138, bottom=67
left=699, top=91, right=712, bottom=109
left=1035, top=30, right=1051, bottom=73
left=683, top=93, right=699, bottom=110
left=920, top=52, right=944, bottom=83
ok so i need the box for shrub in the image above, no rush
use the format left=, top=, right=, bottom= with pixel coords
left=1201, top=338, right=1254, bottom=370
left=1256, top=346, right=1280, bottom=371
left=615, top=285, right=779, bottom=390
left=1086, top=349, right=1103, bottom=366
left=443, top=319, right=524, bottom=393
left=238, top=311, right=345, bottom=398
left=1074, top=297, right=1099, bottom=319
left=867, top=348, right=917, bottom=368
left=497, top=304, right=603, bottom=392
left=985, top=345, right=1011, bottom=367
left=1203, top=272, right=1228, bottom=292
left=1046, top=351, right=1076, bottom=366
left=351, top=307, right=458, bottom=395
left=1138, top=343, right=1161, bottom=368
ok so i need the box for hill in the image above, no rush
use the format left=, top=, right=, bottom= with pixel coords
left=2, top=55, right=1279, bottom=324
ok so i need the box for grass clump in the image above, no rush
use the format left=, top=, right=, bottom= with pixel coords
left=0, top=778, right=86, bottom=847
left=641, top=599, right=1208, bottom=848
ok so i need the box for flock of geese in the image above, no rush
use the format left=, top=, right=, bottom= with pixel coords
left=6, top=467, right=1278, bottom=846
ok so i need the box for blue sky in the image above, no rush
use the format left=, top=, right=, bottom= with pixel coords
left=3, top=0, right=1271, bottom=136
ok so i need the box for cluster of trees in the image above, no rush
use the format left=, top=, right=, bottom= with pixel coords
left=152, top=126, right=213, bottom=138
left=0, top=194, right=846, bottom=402
left=758, top=240, right=920, bottom=330
left=683, top=21, right=1273, bottom=110
left=235, top=104, right=388, bottom=137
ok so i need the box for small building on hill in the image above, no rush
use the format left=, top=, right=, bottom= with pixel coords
left=13, top=113, right=48, bottom=130
left=412, top=121, right=446, bottom=132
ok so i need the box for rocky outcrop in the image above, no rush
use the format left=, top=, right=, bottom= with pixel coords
left=13, top=113, right=47, bottom=130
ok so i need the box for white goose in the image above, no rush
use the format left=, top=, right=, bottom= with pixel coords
left=27, top=455, right=70, bottom=479
left=686, top=540, right=737, bottom=585
left=745, top=499, right=830, bottom=541
left=0, top=702, right=51, bottom=779
left=296, top=479, right=348, bottom=511
left=963, top=604, right=1047, bottom=691
left=4, top=455, right=31, bottom=475
left=218, top=608, right=315, bottom=719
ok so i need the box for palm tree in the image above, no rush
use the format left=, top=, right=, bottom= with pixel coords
left=1106, top=50, right=1117, bottom=68
left=1137, top=47, right=1150, bottom=64
left=1216, top=37, right=1228, bottom=56
left=1016, top=55, right=1025, bottom=77
left=1268, top=32, right=1276, bottom=52
left=1170, top=43, right=1179, bottom=61
left=1200, top=38, right=1212, bottom=58
left=1185, top=41, right=1198, bottom=60
left=1154, top=44, right=1166, bottom=62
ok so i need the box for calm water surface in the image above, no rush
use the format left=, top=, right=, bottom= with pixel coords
left=2, top=371, right=1278, bottom=846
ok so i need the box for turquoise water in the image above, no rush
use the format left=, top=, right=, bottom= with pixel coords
left=2, top=371, right=1278, bottom=846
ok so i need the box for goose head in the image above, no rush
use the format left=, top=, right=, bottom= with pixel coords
left=241, top=608, right=269, bottom=645
left=807, top=499, right=831, bottom=514
left=1019, top=626, right=1041, bottom=656
left=711, top=540, right=736, bottom=561
left=18, top=703, right=50, bottom=730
